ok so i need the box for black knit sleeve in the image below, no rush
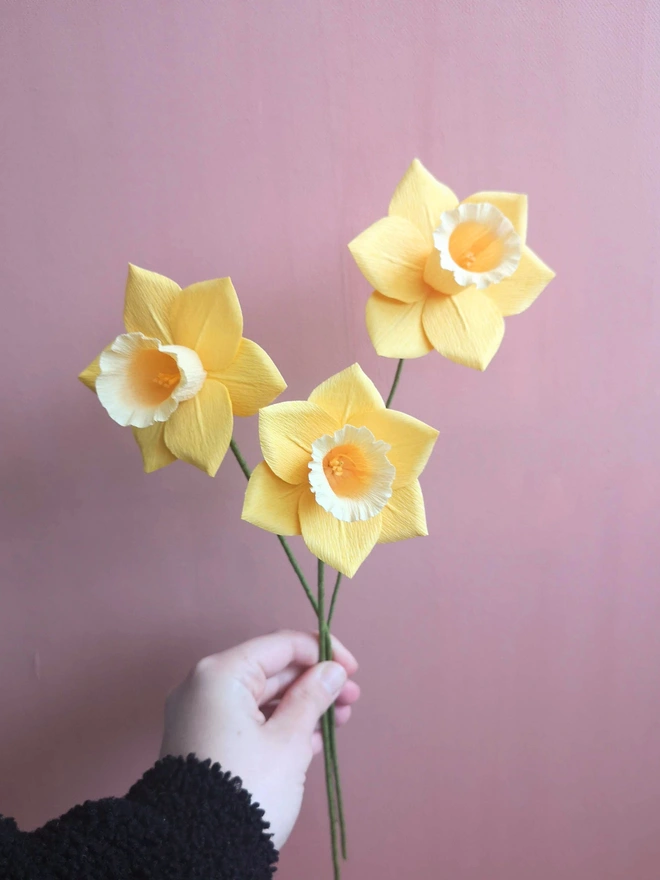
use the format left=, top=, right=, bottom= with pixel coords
left=0, top=754, right=278, bottom=879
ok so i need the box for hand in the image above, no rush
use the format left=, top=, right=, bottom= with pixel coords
left=160, top=629, right=360, bottom=849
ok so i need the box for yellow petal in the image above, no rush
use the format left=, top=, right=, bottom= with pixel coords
left=164, top=377, right=232, bottom=476
left=486, top=246, right=555, bottom=316
left=365, top=293, right=432, bottom=359
left=354, top=409, right=438, bottom=489
left=422, top=289, right=505, bottom=371
left=123, top=264, right=181, bottom=343
left=379, top=480, right=428, bottom=543
left=242, top=461, right=303, bottom=535
left=388, top=158, right=459, bottom=240
left=348, top=216, right=434, bottom=303
left=169, top=278, right=243, bottom=372
left=132, top=423, right=176, bottom=473
left=299, top=488, right=381, bottom=578
left=212, top=338, right=286, bottom=417
left=462, top=191, right=528, bottom=243
left=309, top=363, right=384, bottom=423
left=79, top=353, right=102, bottom=391
left=423, top=250, right=465, bottom=296
left=259, top=401, right=338, bottom=485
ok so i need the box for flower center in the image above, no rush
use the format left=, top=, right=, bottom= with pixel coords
left=322, top=443, right=369, bottom=497
left=309, top=425, right=396, bottom=522
left=153, top=370, right=180, bottom=391
left=432, top=202, right=522, bottom=290
left=133, top=349, right=182, bottom=404
left=448, top=220, right=504, bottom=273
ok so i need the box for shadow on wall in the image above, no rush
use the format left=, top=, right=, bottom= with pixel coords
left=0, top=629, right=252, bottom=830
left=0, top=398, right=141, bottom=545
left=0, top=403, right=257, bottom=829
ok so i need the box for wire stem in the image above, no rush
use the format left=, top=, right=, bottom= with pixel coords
left=318, top=561, right=340, bottom=879
left=277, top=535, right=318, bottom=614
left=229, top=438, right=318, bottom=616
left=385, top=358, right=405, bottom=408
left=322, top=572, right=347, bottom=858
left=327, top=571, right=343, bottom=626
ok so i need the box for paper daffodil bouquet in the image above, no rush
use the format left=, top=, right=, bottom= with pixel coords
left=79, top=159, right=554, bottom=878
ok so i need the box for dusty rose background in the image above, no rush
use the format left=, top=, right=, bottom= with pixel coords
left=1, top=1, right=659, bottom=877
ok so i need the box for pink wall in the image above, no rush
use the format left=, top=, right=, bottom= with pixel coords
left=1, top=1, right=659, bottom=877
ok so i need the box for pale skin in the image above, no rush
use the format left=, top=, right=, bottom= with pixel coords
left=160, top=630, right=360, bottom=849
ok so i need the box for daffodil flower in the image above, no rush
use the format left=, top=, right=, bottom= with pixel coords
left=349, top=159, right=555, bottom=370
left=242, top=364, right=438, bottom=577
left=79, top=264, right=286, bottom=476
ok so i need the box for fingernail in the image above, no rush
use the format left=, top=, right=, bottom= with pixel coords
left=320, top=662, right=347, bottom=694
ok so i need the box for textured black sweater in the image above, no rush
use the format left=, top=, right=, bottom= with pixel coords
left=0, top=754, right=278, bottom=879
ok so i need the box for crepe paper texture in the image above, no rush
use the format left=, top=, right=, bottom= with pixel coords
left=78, top=264, right=286, bottom=476
left=241, top=363, right=438, bottom=577
left=349, top=158, right=555, bottom=370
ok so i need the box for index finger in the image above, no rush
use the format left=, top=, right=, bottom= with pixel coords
left=224, top=629, right=358, bottom=681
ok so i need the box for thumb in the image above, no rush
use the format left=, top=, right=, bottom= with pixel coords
left=270, top=661, right=347, bottom=740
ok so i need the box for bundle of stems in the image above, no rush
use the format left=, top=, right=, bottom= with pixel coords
left=229, top=359, right=405, bottom=879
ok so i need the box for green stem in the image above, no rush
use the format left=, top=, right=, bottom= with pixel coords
left=229, top=437, right=252, bottom=479
left=322, top=574, right=347, bottom=859
left=328, top=704, right=347, bottom=859
left=277, top=535, right=318, bottom=615
left=327, top=628, right=347, bottom=859
left=229, top=438, right=318, bottom=616
left=321, top=713, right=339, bottom=878
left=385, top=358, right=404, bottom=408
left=327, top=571, right=343, bottom=626
left=318, top=561, right=340, bottom=879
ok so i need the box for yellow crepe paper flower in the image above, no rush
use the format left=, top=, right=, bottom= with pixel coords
left=79, top=264, right=286, bottom=476
left=349, top=158, right=555, bottom=370
left=242, top=364, right=438, bottom=578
